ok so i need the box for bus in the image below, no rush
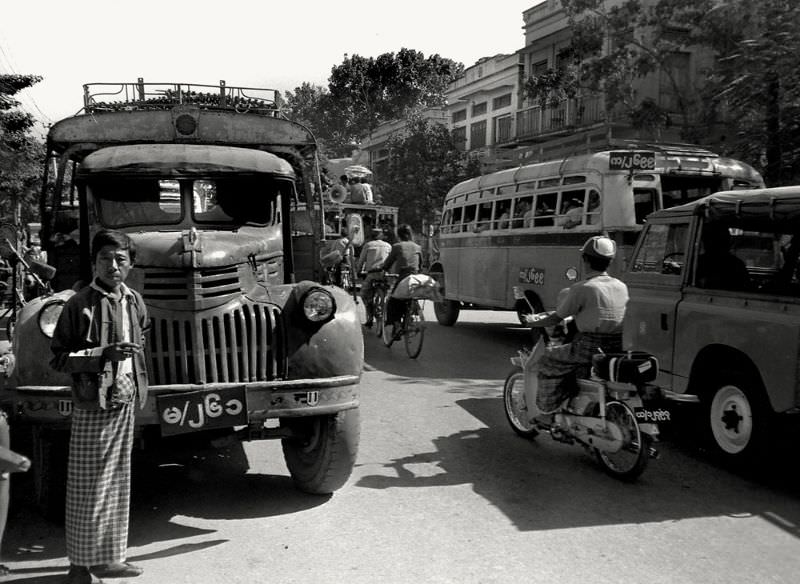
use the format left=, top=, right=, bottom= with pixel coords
left=429, top=145, right=764, bottom=326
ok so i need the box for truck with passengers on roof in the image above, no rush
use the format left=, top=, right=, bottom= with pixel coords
left=0, top=79, right=363, bottom=518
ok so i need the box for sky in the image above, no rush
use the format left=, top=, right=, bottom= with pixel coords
left=1, top=0, right=538, bottom=133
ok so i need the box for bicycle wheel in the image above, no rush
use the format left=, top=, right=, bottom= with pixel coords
left=373, top=288, right=385, bottom=338
left=404, top=300, right=425, bottom=359
left=381, top=297, right=394, bottom=347
left=595, top=401, right=649, bottom=481
left=503, top=367, right=538, bottom=438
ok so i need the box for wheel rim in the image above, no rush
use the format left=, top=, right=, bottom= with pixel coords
left=598, top=402, right=643, bottom=474
left=710, top=384, right=753, bottom=454
left=504, top=372, right=535, bottom=433
left=404, top=303, right=425, bottom=358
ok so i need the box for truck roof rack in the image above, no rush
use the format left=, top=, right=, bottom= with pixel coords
left=83, top=78, right=281, bottom=116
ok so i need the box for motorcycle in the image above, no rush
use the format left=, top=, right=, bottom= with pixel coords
left=503, top=333, right=668, bottom=481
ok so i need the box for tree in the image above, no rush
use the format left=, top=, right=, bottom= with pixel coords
left=525, top=0, right=715, bottom=138
left=0, top=74, right=44, bottom=227
left=696, top=0, right=800, bottom=185
left=286, top=49, right=463, bottom=156
left=380, top=115, right=479, bottom=231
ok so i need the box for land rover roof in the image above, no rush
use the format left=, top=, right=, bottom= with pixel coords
left=645, top=186, right=800, bottom=231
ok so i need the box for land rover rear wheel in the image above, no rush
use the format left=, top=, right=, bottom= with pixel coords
left=281, top=409, right=360, bottom=495
left=705, top=372, right=771, bottom=464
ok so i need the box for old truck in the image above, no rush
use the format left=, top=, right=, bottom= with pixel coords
left=0, top=80, right=363, bottom=517
left=623, top=186, right=800, bottom=462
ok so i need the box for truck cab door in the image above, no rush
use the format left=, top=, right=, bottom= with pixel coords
left=623, top=219, right=691, bottom=392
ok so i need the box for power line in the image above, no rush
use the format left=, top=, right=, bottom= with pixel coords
left=0, top=36, right=53, bottom=124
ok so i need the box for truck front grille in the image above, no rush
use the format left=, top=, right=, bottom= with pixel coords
left=142, top=266, right=241, bottom=301
left=147, top=301, right=286, bottom=385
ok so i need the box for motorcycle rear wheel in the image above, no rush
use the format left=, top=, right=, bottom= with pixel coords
left=595, top=401, right=648, bottom=481
left=503, top=367, right=538, bottom=438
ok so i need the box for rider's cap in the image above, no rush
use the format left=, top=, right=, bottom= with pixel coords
left=370, top=227, right=383, bottom=235
left=580, top=235, right=616, bottom=260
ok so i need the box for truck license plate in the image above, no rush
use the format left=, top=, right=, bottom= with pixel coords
left=157, top=386, right=248, bottom=436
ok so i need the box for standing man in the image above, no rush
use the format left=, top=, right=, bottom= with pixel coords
left=349, top=177, right=367, bottom=204
left=356, top=227, right=392, bottom=328
left=51, top=230, right=148, bottom=584
left=360, top=177, right=374, bottom=204
left=525, top=236, right=627, bottom=427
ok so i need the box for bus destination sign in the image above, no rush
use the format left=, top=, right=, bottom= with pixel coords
left=608, top=151, right=656, bottom=171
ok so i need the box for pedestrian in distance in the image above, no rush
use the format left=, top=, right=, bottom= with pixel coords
left=380, top=224, right=423, bottom=340
left=50, top=229, right=149, bottom=584
left=356, top=227, right=392, bottom=328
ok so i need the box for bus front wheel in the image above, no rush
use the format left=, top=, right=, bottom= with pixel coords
left=434, top=299, right=460, bottom=326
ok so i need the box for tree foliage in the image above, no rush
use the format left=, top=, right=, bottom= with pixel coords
left=695, top=0, right=800, bottom=184
left=0, top=74, right=44, bottom=225
left=380, top=115, right=480, bottom=230
left=283, top=49, right=463, bottom=157
left=524, top=0, right=800, bottom=184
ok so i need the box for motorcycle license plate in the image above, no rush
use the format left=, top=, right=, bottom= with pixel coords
left=157, top=386, right=248, bottom=436
left=634, top=407, right=671, bottom=424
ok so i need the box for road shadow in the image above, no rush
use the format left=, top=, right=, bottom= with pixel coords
left=364, top=316, right=531, bottom=381
left=4, top=441, right=328, bottom=563
left=357, top=392, right=800, bottom=536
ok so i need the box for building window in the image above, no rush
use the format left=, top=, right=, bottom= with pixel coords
left=531, top=59, right=548, bottom=77
left=470, top=120, right=487, bottom=148
left=452, top=109, right=467, bottom=124
left=452, top=126, right=467, bottom=151
left=495, top=116, right=512, bottom=143
left=492, top=93, right=512, bottom=110
left=472, top=102, right=487, bottom=116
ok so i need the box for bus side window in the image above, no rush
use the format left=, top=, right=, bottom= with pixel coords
left=586, top=190, right=601, bottom=225
left=494, top=200, right=511, bottom=230
left=556, top=189, right=586, bottom=229
left=451, top=206, right=463, bottom=233
left=463, top=205, right=477, bottom=232
left=634, top=188, right=658, bottom=223
left=512, top=196, right=533, bottom=229
left=476, top=202, right=493, bottom=232
left=534, top=193, right=557, bottom=227
left=441, top=208, right=452, bottom=234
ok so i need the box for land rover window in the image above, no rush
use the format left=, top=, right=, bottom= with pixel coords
left=631, top=223, right=689, bottom=275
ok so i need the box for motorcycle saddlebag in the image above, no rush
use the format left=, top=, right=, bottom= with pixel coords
left=592, top=352, right=658, bottom=384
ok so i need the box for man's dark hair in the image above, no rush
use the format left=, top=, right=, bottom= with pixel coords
left=340, top=174, right=348, bottom=183
left=91, top=229, right=135, bottom=262
left=585, top=255, right=611, bottom=272
left=397, top=224, right=413, bottom=241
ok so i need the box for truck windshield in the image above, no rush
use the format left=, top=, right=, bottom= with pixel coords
left=91, top=176, right=288, bottom=228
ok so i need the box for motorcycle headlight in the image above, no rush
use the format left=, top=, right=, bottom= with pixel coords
left=38, top=299, right=66, bottom=338
left=301, top=288, right=336, bottom=324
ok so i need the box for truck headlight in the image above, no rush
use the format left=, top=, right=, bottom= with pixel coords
left=38, top=299, right=66, bottom=338
left=301, top=288, right=336, bottom=323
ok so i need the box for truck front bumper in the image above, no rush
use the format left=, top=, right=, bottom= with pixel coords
left=1, top=374, right=361, bottom=426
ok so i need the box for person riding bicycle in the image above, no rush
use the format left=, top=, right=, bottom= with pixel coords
left=524, top=235, right=628, bottom=428
left=380, top=224, right=423, bottom=340
left=357, top=227, right=391, bottom=328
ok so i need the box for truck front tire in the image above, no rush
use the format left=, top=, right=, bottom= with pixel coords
left=281, top=408, right=360, bottom=495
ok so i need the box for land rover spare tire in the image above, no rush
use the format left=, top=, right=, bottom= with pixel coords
left=281, top=408, right=360, bottom=494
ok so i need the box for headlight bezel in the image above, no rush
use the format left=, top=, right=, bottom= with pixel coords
left=38, top=298, right=66, bottom=338
left=300, top=287, right=337, bottom=324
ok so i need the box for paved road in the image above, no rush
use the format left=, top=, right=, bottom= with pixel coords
left=4, top=306, right=800, bottom=583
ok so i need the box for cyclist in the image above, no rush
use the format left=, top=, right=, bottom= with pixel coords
left=524, top=235, right=628, bottom=427
left=380, top=224, right=423, bottom=340
left=356, top=227, right=391, bottom=328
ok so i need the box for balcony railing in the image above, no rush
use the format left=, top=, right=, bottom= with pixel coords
left=515, top=95, right=605, bottom=142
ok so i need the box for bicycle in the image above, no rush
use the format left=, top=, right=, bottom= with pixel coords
left=366, top=273, right=394, bottom=338
left=380, top=277, right=425, bottom=359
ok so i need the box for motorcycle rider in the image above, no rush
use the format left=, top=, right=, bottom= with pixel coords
left=524, top=235, right=628, bottom=427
